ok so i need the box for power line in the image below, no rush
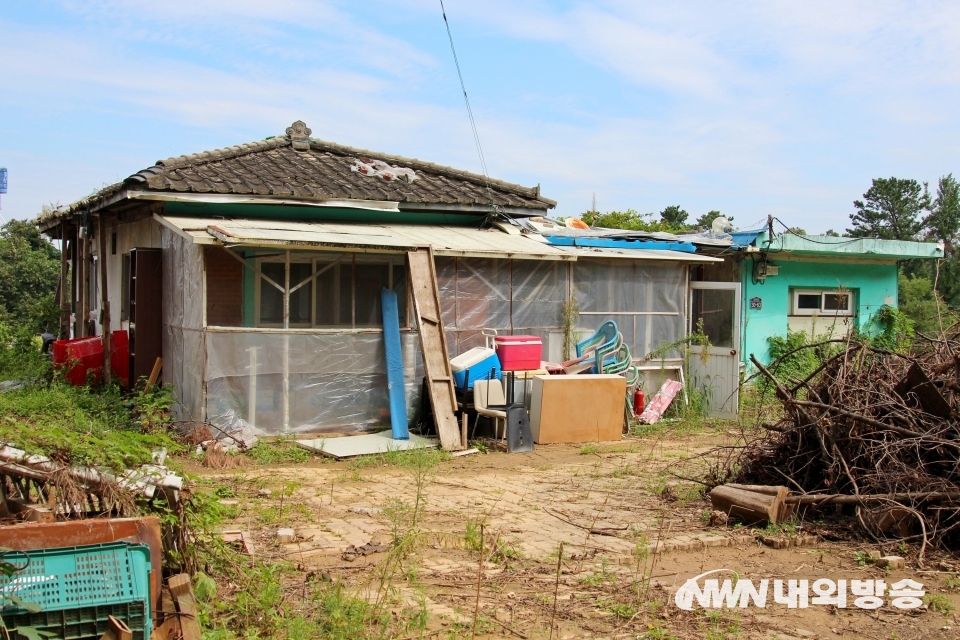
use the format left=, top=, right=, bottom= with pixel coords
left=439, top=0, right=494, bottom=202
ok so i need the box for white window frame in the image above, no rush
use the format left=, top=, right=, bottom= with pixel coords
left=792, top=289, right=853, bottom=316
left=254, top=252, right=407, bottom=329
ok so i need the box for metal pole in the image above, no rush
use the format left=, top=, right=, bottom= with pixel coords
left=248, top=346, right=258, bottom=429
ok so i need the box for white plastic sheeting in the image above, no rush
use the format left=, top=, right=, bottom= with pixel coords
left=203, top=330, right=423, bottom=434
left=435, top=257, right=568, bottom=357
left=160, top=239, right=687, bottom=434
left=574, top=259, right=686, bottom=360
left=161, top=227, right=205, bottom=424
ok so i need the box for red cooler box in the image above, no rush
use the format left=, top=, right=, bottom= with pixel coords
left=494, top=335, right=542, bottom=371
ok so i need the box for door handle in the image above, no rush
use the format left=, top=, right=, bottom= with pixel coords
left=729, top=349, right=737, bottom=356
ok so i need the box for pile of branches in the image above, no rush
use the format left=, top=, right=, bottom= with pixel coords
left=739, top=333, right=960, bottom=555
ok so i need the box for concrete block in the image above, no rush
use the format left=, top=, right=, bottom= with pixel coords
left=277, top=528, right=296, bottom=544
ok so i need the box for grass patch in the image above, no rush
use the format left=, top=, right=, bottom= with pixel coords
left=348, top=446, right=449, bottom=471
left=246, top=438, right=313, bottom=465
left=925, top=593, right=955, bottom=615
left=0, top=381, right=178, bottom=470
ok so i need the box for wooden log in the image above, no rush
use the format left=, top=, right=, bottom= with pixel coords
left=725, top=484, right=794, bottom=522
left=785, top=491, right=960, bottom=505
left=710, top=485, right=788, bottom=525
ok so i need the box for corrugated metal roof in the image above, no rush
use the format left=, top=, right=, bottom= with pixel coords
left=754, top=232, right=944, bottom=260
left=155, top=215, right=575, bottom=261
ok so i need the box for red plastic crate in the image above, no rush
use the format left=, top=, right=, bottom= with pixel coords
left=494, top=335, right=542, bottom=371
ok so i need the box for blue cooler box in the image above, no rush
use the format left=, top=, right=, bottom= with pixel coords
left=450, top=347, right=502, bottom=389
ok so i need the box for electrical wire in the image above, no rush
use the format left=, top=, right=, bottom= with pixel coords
left=439, top=0, right=496, bottom=207
left=771, top=216, right=865, bottom=245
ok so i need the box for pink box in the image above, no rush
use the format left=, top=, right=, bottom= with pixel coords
left=494, top=335, right=543, bottom=371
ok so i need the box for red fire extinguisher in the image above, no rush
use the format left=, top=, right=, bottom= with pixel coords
left=633, top=387, right=645, bottom=416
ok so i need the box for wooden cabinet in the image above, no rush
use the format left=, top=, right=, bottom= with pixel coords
left=128, top=248, right=162, bottom=387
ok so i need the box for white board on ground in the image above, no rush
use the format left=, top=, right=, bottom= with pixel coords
left=296, top=430, right=437, bottom=459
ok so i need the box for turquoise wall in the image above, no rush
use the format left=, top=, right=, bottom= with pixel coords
left=740, top=257, right=899, bottom=365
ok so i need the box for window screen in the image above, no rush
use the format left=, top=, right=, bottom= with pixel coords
left=691, top=288, right=735, bottom=348
left=289, top=263, right=313, bottom=325
left=259, top=254, right=404, bottom=329
left=259, top=263, right=285, bottom=325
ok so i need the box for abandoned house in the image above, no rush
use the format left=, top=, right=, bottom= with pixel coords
left=38, top=120, right=726, bottom=436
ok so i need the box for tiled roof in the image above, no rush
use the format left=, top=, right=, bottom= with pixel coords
left=44, top=121, right=553, bottom=223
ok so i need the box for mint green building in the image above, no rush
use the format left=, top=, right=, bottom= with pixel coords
left=741, top=233, right=942, bottom=364
left=692, top=232, right=944, bottom=369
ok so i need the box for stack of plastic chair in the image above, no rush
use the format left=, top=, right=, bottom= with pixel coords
left=562, top=321, right=619, bottom=374
left=567, top=321, right=643, bottom=421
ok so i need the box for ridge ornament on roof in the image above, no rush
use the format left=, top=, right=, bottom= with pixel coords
left=285, top=120, right=312, bottom=150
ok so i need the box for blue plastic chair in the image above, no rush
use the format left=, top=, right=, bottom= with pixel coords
left=576, top=321, right=619, bottom=359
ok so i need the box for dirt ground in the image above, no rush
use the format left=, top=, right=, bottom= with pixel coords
left=196, top=426, right=960, bottom=639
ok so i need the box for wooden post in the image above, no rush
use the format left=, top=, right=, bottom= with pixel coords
left=709, top=485, right=789, bottom=525
left=79, top=223, right=89, bottom=338
left=59, top=222, right=71, bottom=338
left=168, top=574, right=202, bottom=640
left=98, top=215, right=112, bottom=384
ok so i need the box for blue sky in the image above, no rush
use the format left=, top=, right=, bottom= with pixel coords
left=1, top=1, right=959, bottom=232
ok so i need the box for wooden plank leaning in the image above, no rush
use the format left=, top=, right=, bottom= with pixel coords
left=407, top=248, right=462, bottom=451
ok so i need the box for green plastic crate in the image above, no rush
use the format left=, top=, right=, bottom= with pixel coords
left=2, top=601, right=147, bottom=640
left=0, top=542, right=151, bottom=637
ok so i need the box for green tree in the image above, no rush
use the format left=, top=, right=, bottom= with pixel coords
left=786, top=227, right=807, bottom=235
left=581, top=209, right=673, bottom=232
left=848, top=177, right=929, bottom=240
left=923, top=174, right=960, bottom=247
left=694, top=210, right=733, bottom=229
left=0, top=220, right=61, bottom=330
left=824, top=229, right=841, bottom=237
left=898, top=272, right=955, bottom=335
left=659, top=205, right=690, bottom=230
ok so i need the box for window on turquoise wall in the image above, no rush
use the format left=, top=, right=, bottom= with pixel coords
left=792, top=289, right=853, bottom=316
left=256, top=254, right=407, bottom=328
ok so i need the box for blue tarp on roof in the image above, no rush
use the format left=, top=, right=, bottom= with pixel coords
left=729, top=229, right=764, bottom=248
left=544, top=236, right=697, bottom=253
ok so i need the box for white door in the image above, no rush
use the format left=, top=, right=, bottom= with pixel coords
left=688, top=282, right=741, bottom=419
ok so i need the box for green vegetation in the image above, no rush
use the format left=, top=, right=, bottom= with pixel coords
left=245, top=438, right=313, bottom=465
left=924, top=593, right=955, bottom=615
left=581, top=206, right=731, bottom=234
left=0, top=220, right=61, bottom=330
left=848, top=177, right=929, bottom=240
left=897, top=272, right=956, bottom=336
left=198, top=561, right=422, bottom=640
left=0, top=381, right=178, bottom=470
